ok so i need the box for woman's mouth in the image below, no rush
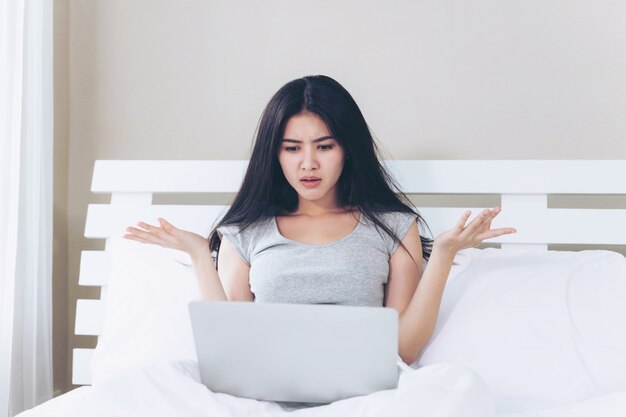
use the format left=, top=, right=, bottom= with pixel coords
left=300, top=177, right=321, bottom=188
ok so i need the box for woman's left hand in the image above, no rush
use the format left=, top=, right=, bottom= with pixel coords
left=433, top=207, right=516, bottom=257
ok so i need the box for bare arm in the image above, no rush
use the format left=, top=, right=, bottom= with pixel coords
left=385, top=221, right=436, bottom=364
left=212, top=237, right=254, bottom=301
left=397, top=243, right=455, bottom=364
left=386, top=207, right=516, bottom=364
left=189, top=247, right=228, bottom=301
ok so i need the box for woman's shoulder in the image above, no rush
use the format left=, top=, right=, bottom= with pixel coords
left=367, top=210, right=417, bottom=227
left=364, top=210, right=419, bottom=240
left=362, top=210, right=419, bottom=256
left=217, top=217, right=274, bottom=238
left=216, top=217, right=275, bottom=263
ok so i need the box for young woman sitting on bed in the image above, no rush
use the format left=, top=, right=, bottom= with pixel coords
left=124, top=74, right=515, bottom=374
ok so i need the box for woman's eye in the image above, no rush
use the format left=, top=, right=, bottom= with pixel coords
left=319, top=144, right=334, bottom=150
left=285, top=146, right=298, bottom=152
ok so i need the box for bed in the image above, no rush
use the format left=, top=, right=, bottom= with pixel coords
left=19, top=160, right=626, bottom=416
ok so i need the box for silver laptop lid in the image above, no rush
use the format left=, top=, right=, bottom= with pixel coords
left=188, top=301, right=399, bottom=404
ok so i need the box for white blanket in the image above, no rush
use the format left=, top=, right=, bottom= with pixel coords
left=19, top=360, right=626, bottom=417
left=20, top=360, right=493, bottom=417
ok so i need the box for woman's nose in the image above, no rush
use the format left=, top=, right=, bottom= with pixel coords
left=300, top=147, right=319, bottom=170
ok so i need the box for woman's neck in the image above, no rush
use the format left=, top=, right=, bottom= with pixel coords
left=293, top=200, right=357, bottom=217
left=294, top=202, right=340, bottom=217
left=291, top=189, right=336, bottom=216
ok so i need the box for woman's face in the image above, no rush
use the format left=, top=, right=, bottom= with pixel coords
left=278, top=112, right=346, bottom=209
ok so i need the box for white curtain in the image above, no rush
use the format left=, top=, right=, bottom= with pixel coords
left=0, top=0, right=53, bottom=416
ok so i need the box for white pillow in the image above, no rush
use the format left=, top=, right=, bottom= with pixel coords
left=89, top=238, right=200, bottom=384
left=415, top=248, right=626, bottom=414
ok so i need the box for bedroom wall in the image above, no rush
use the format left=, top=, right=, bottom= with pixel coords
left=53, top=0, right=70, bottom=396
left=54, top=0, right=626, bottom=394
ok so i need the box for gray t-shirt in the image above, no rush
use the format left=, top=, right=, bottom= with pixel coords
left=217, top=211, right=417, bottom=306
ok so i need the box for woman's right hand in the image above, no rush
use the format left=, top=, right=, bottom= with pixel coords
left=124, top=218, right=210, bottom=259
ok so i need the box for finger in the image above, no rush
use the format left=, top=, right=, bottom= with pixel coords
left=158, top=218, right=181, bottom=235
left=155, top=219, right=184, bottom=246
left=479, top=208, right=498, bottom=232
left=479, top=207, right=504, bottom=233
left=123, top=233, right=157, bottom=245
left=456, top=210, right=472, bottom=230
left=125, top=226, right=164, bottom=245
left=463, top=209, right=493, bottom=234
left=479, top=227, right=517, bottom=240
left=158, top=218, right=176, bottom=232
left=476, top=207, right=502, bottom=228
left=136, top=221, right=178, bottom=246
left=137, top=221, right=164, bottom=234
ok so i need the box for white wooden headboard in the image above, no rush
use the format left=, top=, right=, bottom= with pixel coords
left=72, top=160, right=626, bottom=385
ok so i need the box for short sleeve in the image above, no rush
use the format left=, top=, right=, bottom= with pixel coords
left=217, top=224, right=250, bottom=265
left=383, top=212, right=418, bottom=257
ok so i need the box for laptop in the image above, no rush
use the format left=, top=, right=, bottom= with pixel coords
left=188, top=301, right=399, bottom=404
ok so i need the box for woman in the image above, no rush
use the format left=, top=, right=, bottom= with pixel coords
left=124, top=75, right=515, bottom=414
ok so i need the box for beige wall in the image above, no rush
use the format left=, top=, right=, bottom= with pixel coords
left=53, top=0, right=626, bottom=394
left=53, top=0, right=69, bottom=396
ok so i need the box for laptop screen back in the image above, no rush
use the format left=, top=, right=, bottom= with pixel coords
left=188, top=301, right=399, bottom=403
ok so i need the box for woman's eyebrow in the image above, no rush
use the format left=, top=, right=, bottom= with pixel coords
left=282, top=136, right=335, bottom=143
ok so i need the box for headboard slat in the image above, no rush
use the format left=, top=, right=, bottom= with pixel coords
left=85, top=204, right=228, bottom=238
left=421, top=207, right=626, bottom=245
left=72, top=349, right=94, bottom=385
left=386, top=160, right=626, bottom=194
left=79, top=250, right=110, bottom=286
left=83, top=204, right=626, bottom=245
left=92, top=160, right=248, bottom=193
left=91, top=160, right=626, bottom=194
left=75, top=299, right=105, bottom=336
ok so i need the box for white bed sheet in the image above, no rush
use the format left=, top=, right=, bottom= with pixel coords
left=499, top=391, right=626, bottom=417
left=18, top=360, right=626, bottom=417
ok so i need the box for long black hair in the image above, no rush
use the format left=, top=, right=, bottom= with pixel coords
left=208, top=75, right=433, bottom=265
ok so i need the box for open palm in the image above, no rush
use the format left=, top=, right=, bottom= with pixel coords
left=124, top=218, right=209, bottom=258
left=434, top=207, right=516, bottom=255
